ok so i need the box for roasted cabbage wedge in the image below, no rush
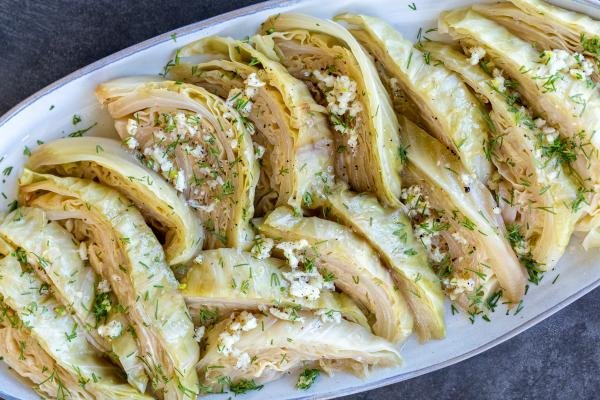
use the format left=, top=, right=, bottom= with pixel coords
left=96, top=77, right=258, bottom=249
left=421, top=42, right=579, bottom=274
left=322, top=187, right=445, bottom=341
left=197, top=311, right=401, bottom=392
left=257, top=206, right=413, bottom=342
left=258, top=13, right=403, bottom=207
left=0, top=305, right=92, bottom=400
left=474, top=0, right=600, bottom=80
left=336, top=13, right=493, bottom=183
left=27, top=137, right=203, bottom=265
left=439, top=9, right=600, bottom=236
left=170, top=35, right=335, bottom=215
left=181, top=248, right=369, bottom=328
left=399, top=117, right=527, bottom=315
left=0, top=251, right=150, bottom=399
left=18, top=171, right=200, bottom=400
left=0, top=207, right=149, bottom=392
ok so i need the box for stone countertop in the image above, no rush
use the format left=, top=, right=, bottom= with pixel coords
left=0, top=1, right=598, bottom=399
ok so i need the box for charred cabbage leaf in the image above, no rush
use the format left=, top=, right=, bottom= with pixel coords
left=323, top=187, right=445, bottom=340
left=197, top=311, right=401, bottom=392
left=258, top=13, right=403, bottom=207
left=27, top=137, right=203, bottom=265
left=181, top=248, right=369, bottom=328
left=18, top=170, right=199, bottom=399
left=96, top=77, right=258, bottom=249
left=421, top=42, right=579, bottom=273
left=0, top=207, right=149, bottom=392
left=0, top=253, right=150, bottom=399
left=439, top=9, right=600, bottom=238
left=336, top=13, right=493, bottom=183
left=399, top=117, right=527, bottom=314
left=170, top=35, right=335, bottom=215
left=257, top=206, right=413, bottom=342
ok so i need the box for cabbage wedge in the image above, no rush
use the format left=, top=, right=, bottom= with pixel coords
left=27, top=137, right=203, bottom=265
left=439, top=9, right=600, bottom=229
left=322, top=187, right=445, bottom=340
left=257, top=206, right=413, bottom=342
left=170, top=35, right=335, bottom=215
left=399, top=117, right=527, bottom=315
left=258, top=14, right=403, bottom=207
left=0, top=207, right=149, bottom=392
left=197, top=311, right=401, bottom=392
left=18, top=171, right=199, bottom=400
left=474, top=0, right=600, bottom=80
left=0, top=251, right=150, bottom=399
left=336, top=13, right=493, bottom=183
left=181, top=248, right=369, bottom=328
left=96, top=77, right=258, bottom=249
left=421, top=42, right=579, bottom=274
left=0, top=308, right=92, bottom=400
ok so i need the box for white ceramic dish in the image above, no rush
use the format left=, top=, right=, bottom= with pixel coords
left=1, top=0, right=599, bottom=399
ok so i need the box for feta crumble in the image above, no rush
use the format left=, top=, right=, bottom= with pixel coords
left=275, top=239, right=309, bottom=270
left=193, top=326, right=205, bottom=342
left=97, top=320, right=123, bottom=339
left=468, top=47, right=486, bottom=66
left=251, top=235, right=275, bottom=260
left=97, top=279, right=111, bottom=294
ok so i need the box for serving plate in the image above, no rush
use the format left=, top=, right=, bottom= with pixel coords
left=1, top=0, right=599, bottom=399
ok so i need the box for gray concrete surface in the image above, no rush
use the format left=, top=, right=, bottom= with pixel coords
left=0, top=1, right=598, bottom=399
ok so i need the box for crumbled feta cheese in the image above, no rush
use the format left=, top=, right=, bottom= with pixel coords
left=78, top=242, right=88, bottom=261
left=492, top=207, right=501, bottom=215
left=537, top=49, right=594, bottom=79
left=276, top=240, right=309, bottom=269
left=126, top=118, right=139, bottom=137
left=144, top=146, right=173, bottom=174
left=235, top=352, right=251, bottom=370
left=97, top=320, right=122, bottom=339
left=124, top=136, right=138, bottom=150
left=245, top=72, right=266, bottom=89
left=193, top=326, right=205, bottom=342
left=468, top=47, right=486, bottom=66
left=534, top=118, right=546, bottom=128
left=216, top=311, right=258, bottom=356
left=429, top=246, right=446, bottom=263
left=491, top=76, right=506, bottom=93
left=400, top=185, right=431, bottom=218
left=347, top=131, right=359, bottom=152
left=97, top=279, right=111, bottom=294
left=174, top=112, right=198, bottom=137
left=446, top=277, right=476, bottom=300
left=190, top=145, right=206, bottom=159
left=193, top=254, right=204, bottom=264
left=289, top=279, right=321, bottom=301
left=323, top=74, right=359, bottom=116
left=239, top=311, right=257, bottom=331
left=254, top=143, right=266, bottom=159
left=251, top=235, right=274, bottom=260
left=174, top=170, right=186, bottom=192
left=217, top=330, right=239, bottom=356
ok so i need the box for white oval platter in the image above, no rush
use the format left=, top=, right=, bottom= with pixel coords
left=0, top=0, right=599, bottom=399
